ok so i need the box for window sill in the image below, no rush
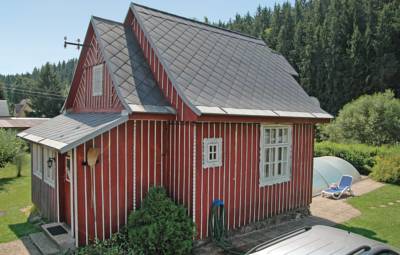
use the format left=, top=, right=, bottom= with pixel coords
left=44, top=178, right=55, bottom=188
left=259, top=176, right=290, bottom=187
left=33, top=172, right=42, bottom=180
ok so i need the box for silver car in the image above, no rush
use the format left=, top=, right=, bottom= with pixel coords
left=246, top=225, right=399, bottom=255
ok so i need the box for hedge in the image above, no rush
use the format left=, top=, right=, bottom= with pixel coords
left=314, top=141, right=400, bottom=175
left=370, top=154, right=400, bottom=184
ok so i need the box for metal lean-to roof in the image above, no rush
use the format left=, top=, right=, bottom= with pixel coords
left=0, top=100, right=10, bottom=117
left=18, top=112, right=128, bottom=153
left=131, top=3, right=332, bottom=118
left=90, top=17, right=175, bottom=115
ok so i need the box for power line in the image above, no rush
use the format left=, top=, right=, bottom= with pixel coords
left=3, top=87, right=66, bottom=99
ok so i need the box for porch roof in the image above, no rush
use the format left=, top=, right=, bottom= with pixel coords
left=17, top=112, right=128, bottom=153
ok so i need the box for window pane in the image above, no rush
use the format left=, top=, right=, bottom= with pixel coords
left=265, top=148, right=270, bottom=163
left=272, top=163, right=276, bottom=176
left=283, top=128, right=288, bottom=143
left=278, top=147, right=282, bottom=161
left=278, top=129, right=283, bottom=143
left=264, top=164, right=269, bottom=177
left=271, top=129, right=276, bottom=144
left=270, top=148, right=275, bottom=162
left=265, top=129, right=270, bottom=144
left=282, top=162, right=287, bottom=175
left=283, top=147, right=288, bottom=161
left=277, top=162, right=282, bottom=175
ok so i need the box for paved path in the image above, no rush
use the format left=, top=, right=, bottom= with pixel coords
left=194, top=178, right=384, bottom=254
left=0, top=236, right=41, bottom=255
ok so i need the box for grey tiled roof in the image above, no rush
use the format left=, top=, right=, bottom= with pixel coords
left=131, top=4, right=329, bottom=115
left=91, top=17, right=174, bottom=113
left=18, top=112, right=127, bottom=153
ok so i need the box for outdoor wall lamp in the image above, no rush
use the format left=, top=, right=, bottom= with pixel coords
left=47, top=157, right=56, bottom=168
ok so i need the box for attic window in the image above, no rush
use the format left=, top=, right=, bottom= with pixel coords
left=92, top=64, right=103, bottom=96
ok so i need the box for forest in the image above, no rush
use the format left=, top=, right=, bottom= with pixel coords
left=0, top=0, right=399, bottom=116
left=216, top=0, right=400, bottom=114
left=0, top=59, right=76, bottom=117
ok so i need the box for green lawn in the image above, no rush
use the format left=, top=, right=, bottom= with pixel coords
left=0, top=154, right=40, bottom=243
left=337, top=184, right=400, bottom=248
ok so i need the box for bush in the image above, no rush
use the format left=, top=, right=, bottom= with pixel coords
left=370, top=154, right=400, bottom=184
left=321, top=90, right=400, bottom=146
left=314, top=142, right=379, bottom=175
left=127, top=187, right=195, bottom=255
left=0, top=128, right=25, bottom=168
left=76, top=228, right=133, bottom=255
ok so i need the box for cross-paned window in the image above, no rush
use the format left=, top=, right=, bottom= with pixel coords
left=260, top=125, right=292, bottom=186
left=203, top=138, right=222, bottom=168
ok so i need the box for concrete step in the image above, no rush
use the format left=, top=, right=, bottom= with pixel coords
left=29, top=232, right=60, bottom=255
left=41, top=223, right=75, bottom=252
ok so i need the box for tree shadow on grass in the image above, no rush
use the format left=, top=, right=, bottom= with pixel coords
left=0, top=176, right=18, bottom=192
left=336, top=224, right=388, bottom=244
left=8, top=222, right=41, bottom=239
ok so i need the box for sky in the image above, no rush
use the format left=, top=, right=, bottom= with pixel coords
left=0, top=0, right=292, bottom=75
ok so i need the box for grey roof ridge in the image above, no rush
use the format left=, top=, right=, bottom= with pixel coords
left=91, top=15, right=124, bottom=25
left=130, top=4, right=202, bottom=116
left=90, top=16, right=133, bottom=113
left=130, top=2, right=266, bottom=47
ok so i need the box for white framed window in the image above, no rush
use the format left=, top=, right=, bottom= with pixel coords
left=92, top=64, right=103, bottom=96
left=203, top=138, right=222, bottom=168
left=260, top=125, right=292, bottom=186
left=44, top=149, right=55, bottom=188
left=32, top=144, right=42, bottom=179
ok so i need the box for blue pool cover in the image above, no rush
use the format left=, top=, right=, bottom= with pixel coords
left=313, top=156, right=361, bottom=196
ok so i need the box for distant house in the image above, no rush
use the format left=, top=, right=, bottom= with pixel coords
left=18, top=3, right=332, bottom=247
left=0, top=99, right=48, bottom=130
left=0, top=100, right=10, bottom=117
left=14, top=99, right=33, bottom=117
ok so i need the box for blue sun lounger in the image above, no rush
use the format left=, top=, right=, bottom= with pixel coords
left=321, top=175, right=354, bottom=199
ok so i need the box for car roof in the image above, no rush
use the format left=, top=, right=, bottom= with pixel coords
left=248, top=225, right=396, bottom=255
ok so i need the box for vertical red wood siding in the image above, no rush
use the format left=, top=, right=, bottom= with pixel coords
left=126, top=11, right=197, bottom=121
left=74, top=120, right=167, bottom=245
left=70, top=28, right=124, bottom=113
left=194, top=122, right=314, bottom=239
left=70, top=119, right=314, bottom=244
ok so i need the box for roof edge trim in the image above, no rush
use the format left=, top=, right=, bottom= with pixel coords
left=129, top=104, right=176, bottom=114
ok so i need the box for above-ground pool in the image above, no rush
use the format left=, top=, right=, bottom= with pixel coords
left=313, top=156, right=361, bottom=196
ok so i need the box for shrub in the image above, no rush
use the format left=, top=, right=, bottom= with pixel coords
left=127, top=187, right=195, bottom=255
left=320, top=90, right=400, bottom=146
left=314, top=141, right=378, bottom=175
left=76, top=228, right=133, bottom=255
left=0, top=128, right=25, bottom=168
left=370, top=154, right=400, bottom=184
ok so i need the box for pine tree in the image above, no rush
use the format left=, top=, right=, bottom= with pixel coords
left=31, top=63, right=64, bottom=117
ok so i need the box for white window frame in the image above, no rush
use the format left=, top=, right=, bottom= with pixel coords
left=92, top=64, right=103, bottom=96
left=32, top=144, right=42, bottom=179
left=259, top=125, right=292, bottom=186
left=203, top=138, right=222, bottom=168
left=44, top=148, right=55, bottom=188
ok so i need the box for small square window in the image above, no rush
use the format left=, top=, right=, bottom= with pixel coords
left=92, top=64, right=103, bottom=96
left=203, top=138, right=222, bottom=168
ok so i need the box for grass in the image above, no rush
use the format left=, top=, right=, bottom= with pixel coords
left=0, top=154, right=40, bottom=243
left=337, top=184, right=400, bottom=248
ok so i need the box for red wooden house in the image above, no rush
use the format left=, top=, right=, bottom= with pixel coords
left=18, top=3, right=332, bottom=247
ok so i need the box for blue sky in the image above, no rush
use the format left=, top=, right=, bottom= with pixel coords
left=0, top=0, right=292, bottom=75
